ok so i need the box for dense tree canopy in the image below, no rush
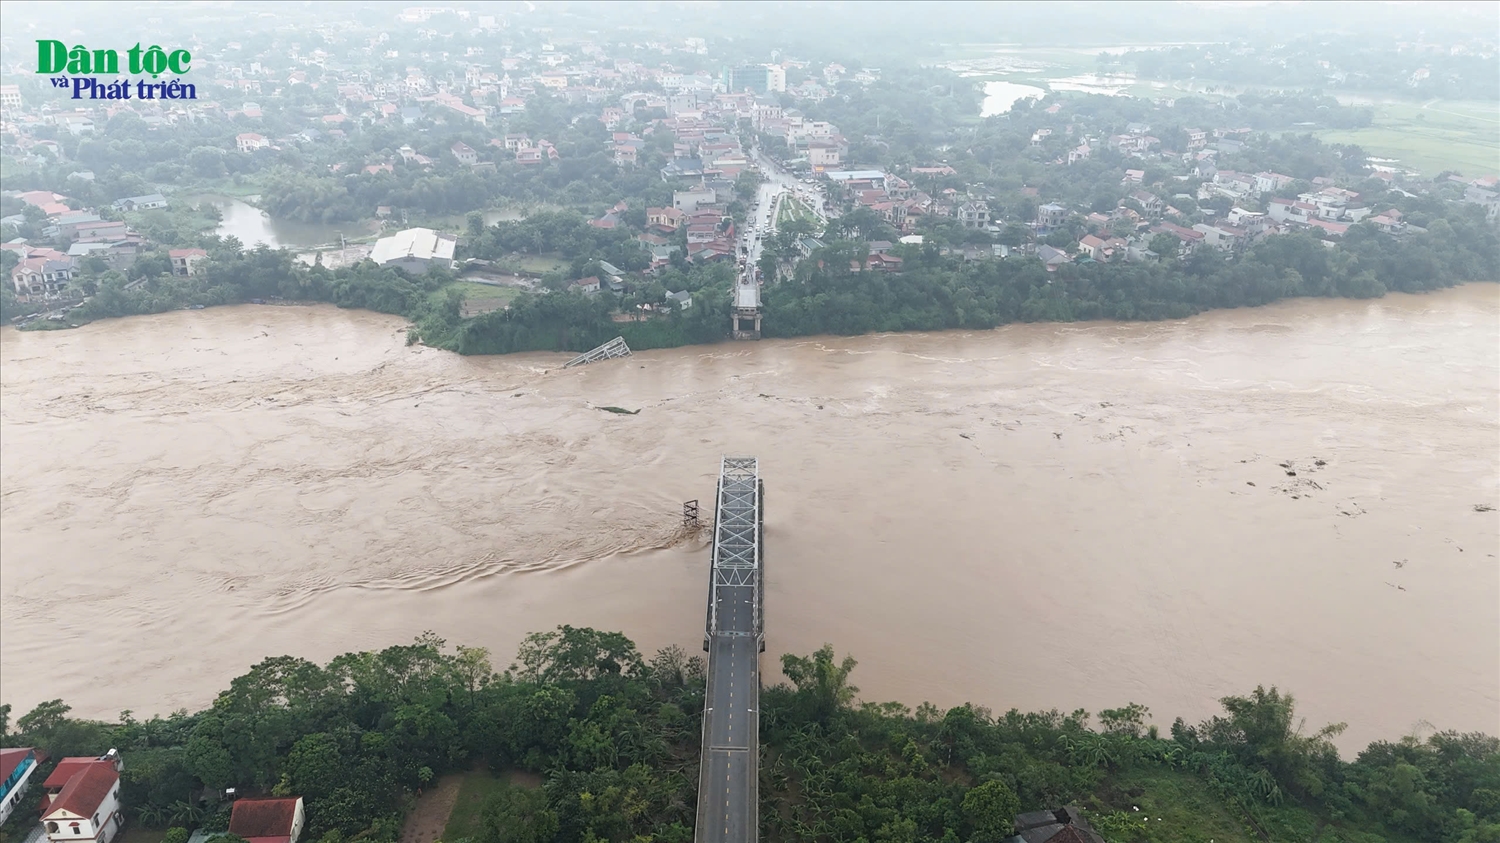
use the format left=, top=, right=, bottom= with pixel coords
left=3, top=630, right=1496, bottom=843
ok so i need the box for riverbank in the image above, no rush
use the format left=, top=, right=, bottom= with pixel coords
left=0, top=626, right=1491, bottom=843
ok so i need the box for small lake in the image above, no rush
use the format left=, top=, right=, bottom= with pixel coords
left=182, top=194, right=375, bottom=250
left=980, top=80, right=1045, bottom=117
left=483, top=208, right=528, bottom=225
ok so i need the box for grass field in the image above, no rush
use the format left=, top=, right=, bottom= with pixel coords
left=442, top=769, right=507, bottom=839
left=508, top=253, right=569, bottom=274
left=451, top=281, right=524, bottom=301
left=440, top=281, right=524, bottom=317
left=1314, top=99, right=1500, bottom=177
left=775, top=195, right=822, bottom=232
left=441, top=768, right=543, bottom=839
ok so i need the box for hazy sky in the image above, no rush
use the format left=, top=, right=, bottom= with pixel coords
left=1, top=0, right=1495, bottom=60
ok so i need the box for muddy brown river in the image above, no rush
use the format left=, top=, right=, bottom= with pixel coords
left=2, top=286, right=1497, bottom=752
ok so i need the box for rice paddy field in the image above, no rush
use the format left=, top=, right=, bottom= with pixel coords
left=1314, top=99, right=1500, bottom=178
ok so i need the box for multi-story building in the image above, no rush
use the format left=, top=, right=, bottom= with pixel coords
left=0, top=748, right=39, bottom=824
left=40, top=751, right=124, bottom=843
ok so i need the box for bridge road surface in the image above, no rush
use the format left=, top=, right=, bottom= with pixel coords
left=695, top=461, right=761, bottom=843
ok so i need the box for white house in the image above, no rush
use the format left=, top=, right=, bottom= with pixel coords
left=236, top=132, right=269, bottom=153
left=41, top=751, right=124, bottom=843
left=229, top=796, right=306, bottom=843
left=369, top=227, right=457, bottom=274
left=0, top=748, right=39, bottom=825
left=672, top=187, right=717, bottom=214
left=112, top=193, right=168, bottom=212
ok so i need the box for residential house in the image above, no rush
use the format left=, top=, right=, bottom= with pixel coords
left=1307, top=218, right=1349, bottom=237
left=1150, top=222, right=1205, bottom=253
left=1124, top=236, right=1159, bottom=264
left=647, top=206, right=687, bottom=230
left=451, top=142, right=478, bottom=165
left=1254, top=171, right=1294, bottom=194
left=1267, top=197, right=1316, bottom=225
left=668, top=290, right=693, bottom=310
left=957, top=201, right=990, bottom=229
left=369, top=228, right=457, bottom=274
left=0, top=748, right=39, bottom=824
left=796, top=237, right=825, bottom=258
left=113, top=193, right=168, bottom=212
left=51, top=212, right=103, bottom=240
left=236, top=132, right=269, bottom=152
left=672, top=187, right=717, bottom=214
left=570, top=276, right=601, bottom=294
left=1036, top=203, right=1069, bottom=230
left=40, top=751, right=124, bottom=843
left=229, top=796, right=306, bottom=843
left=1078, top=234, right=1127, bottom=261
left=1367, top=208, right=1407, bottom=234
left=11, top=250, right=75, bottom=299
left=1122, top=169, right=1145, bottom=185
left=1007, top=805, right=1106, bottom=843
left=1036, top=244, right=1071, bottom=271
left=1211, top=170, right=1257, bottom=197
left=807, top=142, right=841, bottom=169
left=1192, top=223, right=1244, bottom=251
left=515, top=146, right=544, bottom=165
left=170, top=248, right=209, bottom=276
left=1128, top=190, right=1163, bottom=216
left=1462, top=184, right=1500, bottom=222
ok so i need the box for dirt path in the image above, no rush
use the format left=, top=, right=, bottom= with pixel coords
left=400, top=774, right=463, bottom=843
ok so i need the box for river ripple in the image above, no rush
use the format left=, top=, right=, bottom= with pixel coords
left=1, top=286, right=1496, bottom=751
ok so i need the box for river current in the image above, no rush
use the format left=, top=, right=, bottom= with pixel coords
left=2, top=286, right=1496, bottom=751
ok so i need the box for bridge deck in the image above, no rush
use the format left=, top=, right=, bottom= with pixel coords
left=695, top=457, right=762, bottom=843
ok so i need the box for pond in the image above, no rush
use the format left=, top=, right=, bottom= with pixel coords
left=980, top=80, right=1046, bottom=117
left=182, top=194, right=376, bottom=249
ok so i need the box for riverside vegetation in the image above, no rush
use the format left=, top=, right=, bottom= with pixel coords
left=0, top=628, right=1496, bottom=843
left=6, top=193, right=1493, bottom=356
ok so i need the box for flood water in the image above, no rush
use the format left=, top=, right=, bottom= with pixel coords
left=2, top=285, right=1497, bottom=752
left=980, top=80, right=1045, bottom=117
left=183, top=194, right=376, bottom=249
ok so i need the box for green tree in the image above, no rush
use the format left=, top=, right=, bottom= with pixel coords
left=780, top=645, right=859, bottom=723
left=475, top=782, right=559, bottom=843
left=962, top=780, right=1021, bottom=842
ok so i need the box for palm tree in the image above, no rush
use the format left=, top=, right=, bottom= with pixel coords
left=168, top=800, right=205, bottom=826
left=135, top=804, right=170, bottom=828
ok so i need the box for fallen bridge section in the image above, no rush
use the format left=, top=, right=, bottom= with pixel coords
left=562, top=336, right=631, bottom=368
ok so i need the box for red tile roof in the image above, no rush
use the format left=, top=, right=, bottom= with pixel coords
left=42, top=763, right=118, bottom=818
left=42, top=757, right=110, bottom=789
left=230, top=797, right=302, bottom=837
left=0, top=747, right=34, bottom=781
